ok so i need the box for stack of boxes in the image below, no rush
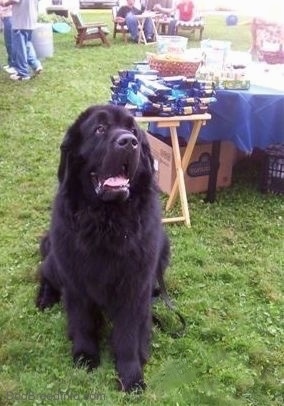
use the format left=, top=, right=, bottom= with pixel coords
left=109, top=63, right=216, bottom=117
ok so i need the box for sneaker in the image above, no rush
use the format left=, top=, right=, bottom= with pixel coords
left=146, top=37, right=154, bottom=43
left=10, top=74, right=31, bottom=81
left=3, top=65, right=17, bottom=74
left=34, top=66, right=43, bottom=75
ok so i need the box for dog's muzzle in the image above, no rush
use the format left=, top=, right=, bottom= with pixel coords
left=91, top=130, right=140, bottom=202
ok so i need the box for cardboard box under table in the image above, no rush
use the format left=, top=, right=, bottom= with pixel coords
left=147, top=133, right=235, bottom=195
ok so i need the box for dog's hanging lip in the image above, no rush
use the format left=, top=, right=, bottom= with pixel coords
left=103, top=176, right=129, bottom=188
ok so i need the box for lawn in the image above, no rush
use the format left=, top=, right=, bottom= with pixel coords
left=0, top=10, right=283, bottom=406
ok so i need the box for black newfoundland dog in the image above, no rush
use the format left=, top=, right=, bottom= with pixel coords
left=36, top=104, right=170, bottom=392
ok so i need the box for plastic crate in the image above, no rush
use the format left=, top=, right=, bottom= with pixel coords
left=261, top=144, right=284, bottom=194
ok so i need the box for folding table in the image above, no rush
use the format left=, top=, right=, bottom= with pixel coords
left=136, top=12, right=160, bottom=45
left=136, top=113, right=211, bottom=227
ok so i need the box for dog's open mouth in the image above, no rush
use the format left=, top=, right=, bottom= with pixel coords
left=103, top=175, right=130, bottom=190
left=91, top=170, right=131, bottom=202
left=89, top=129, right=141, bottom=202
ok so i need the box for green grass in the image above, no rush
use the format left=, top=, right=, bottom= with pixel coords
left=0, top=11, right=283, bottom=406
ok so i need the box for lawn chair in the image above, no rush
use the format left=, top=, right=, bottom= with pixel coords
left=175, top=12, right=205, bottom=41
left=70, top=12, right=110, bottom=47
left=112, top=6, right=129, bottom=43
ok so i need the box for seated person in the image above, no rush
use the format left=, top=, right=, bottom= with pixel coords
left=117, top=0, right=154, bottom=42
left=145, top=0, right=172, bottom=10
left=178, top=0, right=195, bottom=20
left=154, top=0, right=195, bottom=35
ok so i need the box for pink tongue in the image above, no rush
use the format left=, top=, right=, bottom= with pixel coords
left=103, top=176, right=129, bottom=187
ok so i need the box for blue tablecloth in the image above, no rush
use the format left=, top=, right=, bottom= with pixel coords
left=149, top=85, right=284, bottom=153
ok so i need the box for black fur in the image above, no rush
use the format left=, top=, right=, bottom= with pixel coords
left=36, top=104, right=170, bottom=392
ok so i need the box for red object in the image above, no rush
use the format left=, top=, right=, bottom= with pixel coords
left=177, top=1, right=194, bottom=22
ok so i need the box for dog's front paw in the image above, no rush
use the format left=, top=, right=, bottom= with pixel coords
left=73, top=352, right=100, bottom=372
left=118, top=377, right=146, bottom=393
left=127, top=379, right=147, bottom=393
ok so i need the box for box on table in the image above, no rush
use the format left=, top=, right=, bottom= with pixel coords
left=147, top=132, right=236, bottom=195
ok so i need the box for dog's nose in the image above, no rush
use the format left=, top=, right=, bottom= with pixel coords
left=116, top=133, right=138, bottom=150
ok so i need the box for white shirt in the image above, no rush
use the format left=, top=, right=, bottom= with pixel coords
left=12, top=0, right=38, bottom=30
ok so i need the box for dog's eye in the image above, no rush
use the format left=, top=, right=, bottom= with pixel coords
left=131, top=128, right=137, bottom=136
left=96, top=125, right=105, bottom=135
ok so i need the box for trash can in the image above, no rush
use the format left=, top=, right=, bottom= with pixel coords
left=32, top=23, right=54, bottom=59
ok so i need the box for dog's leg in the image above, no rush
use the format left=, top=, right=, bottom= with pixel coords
left=36, top=255, right=61, bottom=310
left=112, top=321, right=145, bottom=392
left=138, top=312, right=152, bottom=367
left=64, top=291, right=102, bottom=371
left=111, top=300, right=152, bottom=393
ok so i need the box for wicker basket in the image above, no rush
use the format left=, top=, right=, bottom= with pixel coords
left=148, top=56, right=201, bottom=78
left=260, top=50, right=284, bottom=64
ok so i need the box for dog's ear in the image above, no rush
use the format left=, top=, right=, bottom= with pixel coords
left=57, top=109, right=92, bottom=184
left=57, top=130, right=74, bottom=184
left=58, top=139, right=68, bottom=183
left=57, top=126, right=85, bottom=216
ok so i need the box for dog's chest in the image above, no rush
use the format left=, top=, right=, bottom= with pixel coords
left=81, top=244, right=152, bottom=309
left=77, top=206, right=144, bottom=247
left=69, top=204, right=157, bottom=301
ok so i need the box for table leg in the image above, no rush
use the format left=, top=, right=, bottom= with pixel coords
left=138, top=16, right=158, bottom=44
left=152, top=17, right=159, bottom=41
left=166, top=120, right=203, bottom=213
left=167, top=126, right=191, bottom=227
left=138, top=19, right=147, bottom=44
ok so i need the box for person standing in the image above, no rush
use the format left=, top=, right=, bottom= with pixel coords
left=0, top=4, right=16, bottom=73
left=0, top=0, right=42, bottom=81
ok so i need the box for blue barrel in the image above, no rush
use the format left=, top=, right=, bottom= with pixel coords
left=32, top=23, right=54, bottom=59
left=226, top=15, right=238, bottom=26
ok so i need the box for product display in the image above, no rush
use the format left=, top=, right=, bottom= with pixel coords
left=109, top=62, right=216, bottom=117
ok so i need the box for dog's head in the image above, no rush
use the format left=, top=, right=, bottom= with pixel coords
left=58, top=105, right=155, bottom=204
